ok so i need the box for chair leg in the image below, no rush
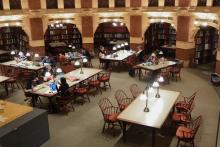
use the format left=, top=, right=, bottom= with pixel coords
left=86, top=94, right=90, bottom=102
left=176, top=139, right=180, bottom=147
left=16, top=82, right=20, bottom=89
left=102, top=122, right=106, bottom=133
left=108, top=82, right=111, bottom=89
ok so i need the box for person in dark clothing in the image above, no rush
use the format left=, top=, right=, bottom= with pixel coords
left=58, top=77, right=70, bottom=97
left=99, top=46, right=110, bottom=70
left=81, top=48, right=91, bottom=62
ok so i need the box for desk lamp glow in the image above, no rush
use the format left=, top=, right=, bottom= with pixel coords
left=153, top=81, right=160, bottom=98
left=74, top=58, right=88, bottom=74
left=26, top=52, right=31, bottom=57
left=45, top=71, right=51, bottom=77
left=18, top=51, right=23, bottom=56
left=10, top=50, right=15, bottom=55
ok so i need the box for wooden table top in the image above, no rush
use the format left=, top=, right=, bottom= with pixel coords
left=31, top=68, right=102, bottom=97
left=0, top=50, right=10, bottom=55
left=0, top=60, right=45, bottom=71
left=0, top=76, right=10, bottom=83
left=0, top=101, right=33, bottom=127
left=117, top=89, right=180, bottom=128
left=136, top=61, right=176, bottom=71
left=101, top=50, right=134, bottom=61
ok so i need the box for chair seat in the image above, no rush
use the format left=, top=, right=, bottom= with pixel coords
left=107, top=113, right=119, bottom=122
left=172, top=112, right=187, bottom=121
left=175, top=102, right=190, bottom=109
left=89, top=80, right=100, bottom=86
left=176, top=126, right=194, bottom=139
left=170, top=68, right=180, bottom=73
left=99, top=76, right=109, bottom=82
left=74, top=88, right=88, bottom=94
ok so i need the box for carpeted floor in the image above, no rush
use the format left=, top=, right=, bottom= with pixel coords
left=1, top=59, right=220, bottom=147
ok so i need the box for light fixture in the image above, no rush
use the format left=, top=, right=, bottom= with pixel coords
left=161, top=19, right=164, bottom=23
left=194, top=21, right=198, bottom=25
left=45, top=71, right=51, bottom=77
left=56, top=24, right=60, bottom=28
left=171, top=23, right=174, bottom=27
left=26, top=52, right=31, bottom=57
left=56, top=68, right=62, bottom=73
left=159, top=51, right=163, bottom=55
left=72, top=46, right=76, bottom=49
left=18, top=51, right=23, bottom=56
left=158, top=76, right=164, bottom=83
left=120, top=22, right=124, bottom=26
left=117, top=44, right=121, bottom=48
left=124, top=42, right=128, bottom=46
left=113, top=46, right=117, bottom=51
left=4, top=23, right=9, bottom=27
left=68, top=44, right=72, bottom=48
left=59, top=23, right=63, bottom=27
left=74, top=60, right=80, bottom=66
left=16, top=22, right=21, bottom=26
left=51, top=24, right=54, bottom=27
left=112, top=22, right=117, bottom=26
left=82, top=58, right=88, bottom=63
left=150, top=19, right=155, bottom=23
left=152, top=81, right=160, bottom=98
left=202, top=22, right=208, bottom=27
left=34, top=53, right=39, bottom=58
left=121, top=43, right=125, bottom=47
left=66, top=19, right=71, bottom=23
left=10, top=50, right=15, bottom=55
left=55, top=21, right=59, bottom=23
left=144, top=87, right=154, bottom=112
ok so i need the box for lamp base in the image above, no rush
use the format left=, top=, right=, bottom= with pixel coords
left=144, top=107, right=149, bottom=112
left=80, top=70, right=84, bottom=74
left=155, top=93, right=160, bottom=98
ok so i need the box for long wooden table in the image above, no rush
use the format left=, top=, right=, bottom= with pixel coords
left=30, top=68, right=102, bottom=111
left=0, top=75, right=10, bottom=96
left=117, top=89, right=180, bottom=147
left=100, top=50, right=134, bottom=71
left=136, top=61, right=176, bottom=80
left=0, top=60, right=45, bottom=73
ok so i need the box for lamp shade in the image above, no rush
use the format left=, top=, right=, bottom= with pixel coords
left=56, top=68, right=62, bottom=73
left=82, top=58, right=88, bottom=63
left=74, top=60, right=80, bottom=66
left=113, top=47, right=117, bottom=50
left=10, top=50, right=15, bottom=55
left=18, top=51, right=23, bottom=56
left=45, top=71, right=51, bottom=77
left=68, top=44, right=72, bottom=48
left=159, top=51, right=163, bottom=55
left=158, top=76, right=164, bottom=82
left=124, top=42, right=128, bottom=46
left=117, top=44, right=121, bottom=48
left=34, top=53, right=39, bottom=58
left=121, top=43, right=125, bottom=47
left=152, top=81, right=159, bottom=88
left=26, top=52, right=31, bottom=57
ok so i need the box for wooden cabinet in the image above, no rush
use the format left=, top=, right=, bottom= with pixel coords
left=194, top=26, right=218, bottom=64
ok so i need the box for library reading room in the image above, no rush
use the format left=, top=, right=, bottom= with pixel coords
left=0, top=0, right=220, bottom=147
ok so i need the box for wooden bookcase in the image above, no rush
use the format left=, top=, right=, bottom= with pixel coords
left=0, top=26, right=29, bottom=52
left=148, top=0, right=158, bottom=6
left=197, top=0, right=207, bottom=6
left=144, top=22, right=176, bottom=55
left=94, top=22, right=130, bottom=54
left=9, top=0, right=21, bottom=9
left=98, top=0, right=109, bottom=8
left=165, top=0, right=175, bottom=6
left=213, top=0, right=220, bottom=6
left=64, top=0, right=75, bottom=8
left=194, top=26, right=219, bottom=65
left=115, top=0, right=125, bottom=7
left=44, top=23, right=82, bottom=55
left=0, top=0, right=3, bottom=10
left=46, top=0, right=58, bottom=9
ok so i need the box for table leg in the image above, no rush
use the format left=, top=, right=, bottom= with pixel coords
left=139, top=68, right=141, bottom=80
left=32, top=95, right=37, bottom=107
left=118, top=61, right=121, bottom=72
left=4, top=82, right=8, bottom=96
left=152, top=128, right=156, bottom=147
left=122, top=121, right=127, bottom=142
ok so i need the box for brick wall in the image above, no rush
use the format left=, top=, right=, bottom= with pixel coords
left=179, top=0, right=190, bottom=7
left=81, top=0, right=92, bottom=8
left=28, top=0, right=41, bottom=9
left=81, top=16, right=93, bottom=37
left=130, top=0, right=141, bottom=7
left=176, top=16, right=190, bottom=42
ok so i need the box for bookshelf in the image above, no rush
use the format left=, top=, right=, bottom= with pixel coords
left=213, top=0, right=220, bottom=6
left=46, top=0, right=58, bottom=9
left=148, top=0, right=158, bottom=6
left=64, top=0, right=75, bottom=8
left=0, top=26, right=29, bottom=53
left=194, top=26, right=219, bottom=65
left=44, top=23, right=82, bottom=56
left=0, top=0, right=3, bottom=10
left=165, top=0, right=175, bottom=6
left=197, top=0, right=207, bottom=6
left=115, top=0, right=125, bottom=7
left=94, top=22, right=130, bottom=54
left=98, top=0, right=109, bottom=8
left=9, top=0, right=21, bottom=9
left=144, top=22, right=176, bottom=56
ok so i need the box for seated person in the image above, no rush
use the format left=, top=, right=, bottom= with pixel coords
left=57, top=77, right=70, bottom=97
left=99, top=46, right=110, bottom=70
left=15, top=53, right=27, bottom=62
left=136, top=46, right=145, bottom=63
left=58, top=53, right=66, bottom=63
left=81, top=48, right=91, bottom=62
left=147, top=52, right=158, bottom=64
left=42, top=56, right=54, bottom=65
